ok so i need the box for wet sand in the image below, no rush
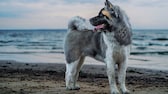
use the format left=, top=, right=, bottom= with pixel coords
left=0, top=60, right=168, bottom=94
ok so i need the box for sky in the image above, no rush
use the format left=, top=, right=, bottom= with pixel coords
left=0, top=0, right=168, bottom=29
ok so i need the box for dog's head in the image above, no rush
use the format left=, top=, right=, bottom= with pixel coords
left=90, top=0, right=131, bottom=31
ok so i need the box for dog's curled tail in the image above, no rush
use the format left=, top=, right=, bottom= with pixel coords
left=68, top=16, right=94, bottom=31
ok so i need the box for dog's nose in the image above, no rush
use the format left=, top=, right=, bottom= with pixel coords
left=89, top=17, right=97, bottom=26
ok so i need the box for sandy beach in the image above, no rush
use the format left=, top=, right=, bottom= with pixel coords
left=0, top=0, right=168, bottom=93
left=0, top=60, right=168, bottom=94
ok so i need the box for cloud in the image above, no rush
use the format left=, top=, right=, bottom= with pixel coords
left=114, top=0, right=168, bottom=7
left=114, top=0, right=168, bottom=29
left=0, top=0, right=168, bottom=29
left=0, top=0, right=104, bottom=29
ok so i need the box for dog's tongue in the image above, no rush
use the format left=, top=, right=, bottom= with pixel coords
left=95, top=24, right=105, bottom=30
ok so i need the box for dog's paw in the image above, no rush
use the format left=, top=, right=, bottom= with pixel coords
left=121, top=90, right=130, bottom=94
left=111, top=90, right=120, bottom=94
left=111, top=92, right=119, bottom=94
left=66, top=86, right=80, bottom=90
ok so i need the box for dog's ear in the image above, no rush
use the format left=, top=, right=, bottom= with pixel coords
left=105, top=0, right=113, bottom=8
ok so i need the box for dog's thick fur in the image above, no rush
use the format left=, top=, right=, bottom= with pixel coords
left=64, top=0, right=132, bottom=94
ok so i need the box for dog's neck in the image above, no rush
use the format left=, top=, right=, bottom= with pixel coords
left=103, top=26, right=132, bottom=46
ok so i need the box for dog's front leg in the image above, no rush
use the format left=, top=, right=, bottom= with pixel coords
left=118, top=60, right=130, bottom=94
left=105, top=54, right=119, bottom=94
left=118, top=47, right=130, bottom=94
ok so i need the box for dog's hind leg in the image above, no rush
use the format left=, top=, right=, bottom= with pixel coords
left=65, top=56, right=85, bottom=90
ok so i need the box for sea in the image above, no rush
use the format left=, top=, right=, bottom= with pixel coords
left=0, top=29, right=168, bottom=70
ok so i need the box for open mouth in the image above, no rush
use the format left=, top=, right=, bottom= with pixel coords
left=94, top=24, right=105, bottom=30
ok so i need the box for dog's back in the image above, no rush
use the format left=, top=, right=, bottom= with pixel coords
left=64, top=16, right=106, bottom=63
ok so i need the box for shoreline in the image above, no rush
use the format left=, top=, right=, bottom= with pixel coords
left=0, top=60, right=168, bottom=75
left=0, top=60, right=168, bottom=94
left=0, top=53, right=168, bottom=71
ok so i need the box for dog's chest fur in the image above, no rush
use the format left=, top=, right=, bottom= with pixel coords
left=102, top=32, right=130, bottom=63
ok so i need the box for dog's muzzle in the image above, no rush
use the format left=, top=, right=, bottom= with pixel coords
left=90, top=16, right=106, bottom=26
left=89, top=16, right=107, bottom=30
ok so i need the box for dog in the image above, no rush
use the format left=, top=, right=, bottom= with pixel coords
left=64, top=0, right=132, bottom=94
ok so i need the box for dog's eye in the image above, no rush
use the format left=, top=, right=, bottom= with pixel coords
left=109, top=9, right=119, bottom=18
left=111, top=12, right=118, bottom=18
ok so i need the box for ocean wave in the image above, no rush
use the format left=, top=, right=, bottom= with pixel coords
left=131, top=51, right=168, bottom=55
left=132, top=37, right=144, bottom=40
left=152, top=38, right=168, bottom=41
left=9, top=32, right=32, bottom=38
left=0, top=40, right=14, bottom=43
left=16, top=46, right=63, bottom=50
left=148, top=42, right=167, bottom=46
left=136, top=47, right=147, bottom=50
left=0, top=51, right=64, bottom=54
left=132, top=42, right=149, bottom=46
left=133, top=41, right=168, bottom=46
left=0, top=40, right=23, bottom=43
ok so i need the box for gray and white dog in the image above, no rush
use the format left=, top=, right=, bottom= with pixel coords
left=64, top=0, right=132, bottom=94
